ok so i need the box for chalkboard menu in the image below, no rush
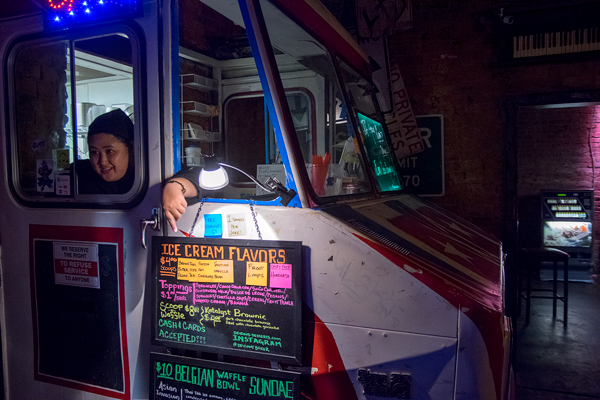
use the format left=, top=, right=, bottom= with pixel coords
left=152, top=237, right=302, bottom=364
left=150, top=353, right=300, bottom=400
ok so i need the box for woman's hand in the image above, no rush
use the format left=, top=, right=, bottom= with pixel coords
left=162, top=178, right=197, bottom=232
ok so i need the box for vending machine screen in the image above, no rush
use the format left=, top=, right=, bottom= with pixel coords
left=543, top=221, right=592, bottom=248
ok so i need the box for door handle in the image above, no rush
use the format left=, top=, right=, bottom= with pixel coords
left=141, top=207, right=161, bottom=249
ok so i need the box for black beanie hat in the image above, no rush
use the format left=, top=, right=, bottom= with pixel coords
left=88, top=108, right=134, bottom=144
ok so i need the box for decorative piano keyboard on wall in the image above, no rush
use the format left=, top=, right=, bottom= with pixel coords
left=500, top=1, right=600, bottom=62
left=513, top=27, right=600, bottom=58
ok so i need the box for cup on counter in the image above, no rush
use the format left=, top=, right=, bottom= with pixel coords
left=306, top=163, right=328, bottom=196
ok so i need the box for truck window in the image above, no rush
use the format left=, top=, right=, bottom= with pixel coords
left=9, top=28, right=141, bottom=205
left=177, top=0, right=375, bottom=199
left=258, top=0, right=372, bottom=197
left=337, top=59, right=402, bottom=192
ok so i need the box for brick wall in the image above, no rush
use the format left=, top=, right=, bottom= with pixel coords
left=14, top=42, right=68, bottom=193
left=518, top=106, right=598, bottom=197
left=386, top=0, right=600, bottom=270
left=518, top=106, right=600, bottom=268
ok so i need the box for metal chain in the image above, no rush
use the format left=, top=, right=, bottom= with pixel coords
left=189, top=198, right=206, bottom=236
left=249, top=199, right=262, bottom=240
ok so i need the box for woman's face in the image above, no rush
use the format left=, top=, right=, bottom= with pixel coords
left=88, top=133, right=129, bottom=182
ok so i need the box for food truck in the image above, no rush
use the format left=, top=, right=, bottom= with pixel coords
left=0, top=0, right=513, bottom=399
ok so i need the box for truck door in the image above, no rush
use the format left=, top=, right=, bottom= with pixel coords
left=0, top=4, right=163, bottom=399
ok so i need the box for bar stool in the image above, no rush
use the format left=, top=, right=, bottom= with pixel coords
left=518, top=247, right=569, bottom=326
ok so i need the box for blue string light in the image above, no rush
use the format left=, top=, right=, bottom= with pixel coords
left=43, top=0, right=141, bottom=30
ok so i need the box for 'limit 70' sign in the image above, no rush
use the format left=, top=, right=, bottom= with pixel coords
left=397, top=115, right=444, bottom=197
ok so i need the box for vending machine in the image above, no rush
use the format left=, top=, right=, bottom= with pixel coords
left=541, top=190, right=594, bottom=264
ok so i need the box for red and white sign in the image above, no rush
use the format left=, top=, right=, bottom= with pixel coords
left=385, top=61, right=424, bottom=161
left=53, top=242, right=100, bottom=288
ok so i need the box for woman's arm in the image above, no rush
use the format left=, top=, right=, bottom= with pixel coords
left=162, top=173, right=199, bottom=232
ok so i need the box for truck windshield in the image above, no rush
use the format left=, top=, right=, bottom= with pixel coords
left=258, top=0, right=371, bottom=197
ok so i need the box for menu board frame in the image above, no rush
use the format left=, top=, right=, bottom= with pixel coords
left=30, top=224, right=130, bottom=399
left=152, top=237, right=303, bottom=365
left=150, top=353, right=301, bottom=400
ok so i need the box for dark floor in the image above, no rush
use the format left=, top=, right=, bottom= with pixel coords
left=515, top=274, right=600, bottom=399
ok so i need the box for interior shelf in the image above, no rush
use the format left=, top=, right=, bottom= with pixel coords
left=179, top=67, right=220, bottom=166
left=182, top=122, right=221, bottom=142
left=181, top=74, right=218, bottom=91
left=181, top=101, right=213, bottom=116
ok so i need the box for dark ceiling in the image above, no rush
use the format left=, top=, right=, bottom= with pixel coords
left=0, top=1, right=41, bottom=21
left=3, top=0, right=597, bottom=29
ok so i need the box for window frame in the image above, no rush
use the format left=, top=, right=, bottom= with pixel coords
left=5, top=22, right=147, bottom=209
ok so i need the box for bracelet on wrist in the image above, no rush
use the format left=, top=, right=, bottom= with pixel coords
left=167, top=180, right=186, bottom=194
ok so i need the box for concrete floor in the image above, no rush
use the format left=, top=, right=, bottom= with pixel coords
left=515, top=275, right=600, bottom=399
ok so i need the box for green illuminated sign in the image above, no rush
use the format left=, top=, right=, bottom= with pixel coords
left=357, top=113, right=401, bottom=192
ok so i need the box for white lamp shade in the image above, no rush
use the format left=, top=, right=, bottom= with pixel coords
left=198, top=166, right=229, bottom=190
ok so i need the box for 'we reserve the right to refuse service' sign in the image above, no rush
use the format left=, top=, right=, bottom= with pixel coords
left=152, top=237, right=303, bottom=365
